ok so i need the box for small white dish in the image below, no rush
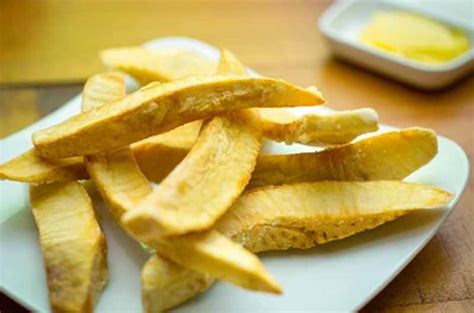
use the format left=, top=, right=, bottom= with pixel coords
left=319, top=0, right=474, bottom=89
left=0, top=37, right=470, bottom=312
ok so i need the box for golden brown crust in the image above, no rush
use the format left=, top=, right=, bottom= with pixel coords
left=0, top=149, right=87, bottom=184
left=260, top=108, right=379, bottom=145
left=249, top=127, right=438, bottom=189
left=142, top=255, right=214, bottom=313
left=216, top=181, right=452, bottom=252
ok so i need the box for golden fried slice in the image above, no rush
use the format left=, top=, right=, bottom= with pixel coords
left=260, top=108, right=379, bottom=145
left=81, top=72, right=126, bottom=111
left=86, top=148, right=151, bottom=219
left=0, top=149, right=86, bottom=183
left=33, top=76, right=324, bottom=158
left=216, top=181, right=452, bottom=252
left=101, top=47, right=216, bottom=84
left=81, top=73, right=281, bottom=296
left=131, top=229, right=281, bottom=294
left=249, top=127, right=438, bottom=189
left=30, top=181, right=107, bottom=312
left=126, top=111, right=262, bottom=235
left=142, top=255, right=214, bottom=313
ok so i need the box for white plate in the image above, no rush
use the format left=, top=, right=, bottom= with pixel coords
left=0, top=37, right=469, bottom=312
left=319, top=0, right=474, bottom=89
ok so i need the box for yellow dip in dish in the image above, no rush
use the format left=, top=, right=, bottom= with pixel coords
left=360, top=11, right=469, bottom=65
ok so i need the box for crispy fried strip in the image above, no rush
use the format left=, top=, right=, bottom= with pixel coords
left=141, top=255, right=214, bottom=313
left=125, top=51, right=263, bottom=236
left=260, top=108, right=378, bottom=145
left=81, top=73, right=281, bottom=298
left=30, top=182, right=107, bottom=312
left=101, top=46, right=216, bottom=84
left=126, top=111, right=262, bottom=235
left=0, top=150, right=87, bottom=183
left=33, top=76, right=324, bottom=158
left=249, top=127, right=438, bottom=189
left=215, top=181, right=452, bottom=252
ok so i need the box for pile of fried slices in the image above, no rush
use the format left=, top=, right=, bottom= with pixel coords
left=0, top=47, right=452, bottom=312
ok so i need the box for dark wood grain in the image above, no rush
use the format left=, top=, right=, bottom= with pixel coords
left=0, top=0, right=472, bottom=312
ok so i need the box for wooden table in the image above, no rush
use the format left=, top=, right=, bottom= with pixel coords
left=1, top=1, right=472, bottom=312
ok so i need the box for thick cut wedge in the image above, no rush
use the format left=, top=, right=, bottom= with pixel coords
left=125, top=110, right=262, bottom=235
left=249, top=128, right=438, bottom=189
left=0, top=149, right=86, bottom=183
left=101, top=47, right=216, bottom=84
left=33, top=76, right=324, bottom=158
left=130, top=228, right=282, bottom=294
left=260, top=108, right=379, bottom=145
left=30, top=182, right=107, bottom=312
left=216, top=181, right=452, bottom=252
left=81, top=72, right=281, bottom=296
left=142, top=255, right=214, bottom=313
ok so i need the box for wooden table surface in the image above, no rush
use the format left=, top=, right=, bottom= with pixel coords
left=1, top=1, right=473, bottom=312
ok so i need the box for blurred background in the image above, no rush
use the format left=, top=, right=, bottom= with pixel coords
left=0, top=0, right=472, bottom=312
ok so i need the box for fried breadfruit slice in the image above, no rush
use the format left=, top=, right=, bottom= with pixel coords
left=260, top=108, right=379, bottom=145
left=124, top=51, right=263, bottom=236
left=215, top=181, right=452, bottom=253
left=101, top=46, right=216, bottom=84
left=131, top=229, right=282, bottom=294
left=30, top=181, right=107, bottom=312
left=125, top=110, right=262, bottom=236
left=248, top=127, right=438, bottom=189
left=81, top=73, right=281, bottom=296
left=0, top=149, right=87, bottom=183
left=33, top=76, right=324, bottom=158
left=142, top=255, right=214, bottom=313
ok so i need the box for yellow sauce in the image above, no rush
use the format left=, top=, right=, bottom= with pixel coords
left=360, top=11, right=469, bottom=65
